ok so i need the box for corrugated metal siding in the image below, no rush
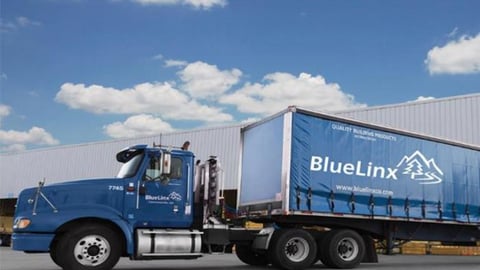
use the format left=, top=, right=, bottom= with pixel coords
left=0, top=126, right=242, bottom=198
left=336, top=93, right=480, bottom=146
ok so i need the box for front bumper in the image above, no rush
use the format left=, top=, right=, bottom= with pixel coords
left=12, top=232, right=55, bottom=252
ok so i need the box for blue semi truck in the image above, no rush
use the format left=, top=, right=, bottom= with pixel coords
left=12, top=107, right=480, bottom=270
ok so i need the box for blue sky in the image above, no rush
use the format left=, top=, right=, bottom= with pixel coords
left=1, top=0, right=479, bottom=152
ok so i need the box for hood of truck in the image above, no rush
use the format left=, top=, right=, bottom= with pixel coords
left=15, top=178, right=125, bottom=222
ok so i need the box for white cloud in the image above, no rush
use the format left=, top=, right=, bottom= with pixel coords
left=178, top=61, right=242, bottom=99
left=134, top=0, right=182, bottom=5
left=0, top=104, right=11, bottom=127
left=16, top=17, right=41, bottom=27
left=185, top=0, right=227, bottom=9
left=425, top=33, right=480, bottom=75
left=1, top=144, right=27, bottom=153
left=132, top=0, right=227, bottom=9
left=104, top=114, right=175, bottom=139
left=55, top=82, right=233, bottom=122
left=1, top=73, right=7, bottom=80
left=55, top=59, right=366, bottom=141
left=165, top=59, right=188, bottom=68
left=28, top=91, right=40, bottom=97
left=409, top=96, right=435, bottom=102
left=0, top=127, right=59, bottom=146
left=152, top=54, right=164, bottom=60
left=220, top=72, right=365, bottom=115
left=447, top=27, right=458, bottom=38
left=1, top=16, right=41, bottom=32
left=240, top=117, right=260, bottom=124
left=0, top=104, right=59, bottom=152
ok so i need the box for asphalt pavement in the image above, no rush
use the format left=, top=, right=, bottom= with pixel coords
left=0, top=247, right=479, bottom=270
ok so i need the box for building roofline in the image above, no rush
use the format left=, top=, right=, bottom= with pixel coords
left=0, top=123, right=245, bottom=156
left=333, top=92, right=480, bottom=114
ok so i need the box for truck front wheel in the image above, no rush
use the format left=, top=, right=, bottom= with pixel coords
left=49, top=237, right=61, bottom=267
left=55, top=224, right=121, bottom=270
left=268, top=229, right=317, bottom=270
left=319, top=229, right=365, bottom=269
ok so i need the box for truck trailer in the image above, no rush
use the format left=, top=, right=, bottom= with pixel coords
left=12, top=107, right=480, bottom=270
left=0, top=198, right=15, bottom=246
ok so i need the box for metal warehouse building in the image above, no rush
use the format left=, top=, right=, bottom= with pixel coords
left=1, top=93, right=479, bottom=199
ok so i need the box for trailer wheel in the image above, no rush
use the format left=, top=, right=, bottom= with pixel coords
left=55, top=224, right=121, bottom=270
left=235, top=244, right=269, bottom=266
left=319, top=229, right=365, bottom=269
left=268, top=229, right=317, bottom=270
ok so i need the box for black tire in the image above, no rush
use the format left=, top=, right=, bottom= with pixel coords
left=0, top=234, right=11, bottom=247
left=319, top=229, right=365, bottom=269
left=235, top=244, right=269, bottom=266
left=268, top=229, right=317, bottom=270
left=314, top=232, right=327, bottom=263
left=49, top=237, right=61, bottom=267
left=55, top=224, right=122, bottom=270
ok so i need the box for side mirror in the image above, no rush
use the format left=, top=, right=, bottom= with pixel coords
left=159, top=151, right=172, bottom=176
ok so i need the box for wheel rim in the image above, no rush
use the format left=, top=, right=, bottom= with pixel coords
left=284, top=237, right=310, bottom=262
left=336, top=237, right=359, bottom=262
left=73, top=235, right=111, bottom=266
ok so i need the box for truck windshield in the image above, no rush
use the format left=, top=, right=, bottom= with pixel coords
left=117, top=153, right=144, bottom=178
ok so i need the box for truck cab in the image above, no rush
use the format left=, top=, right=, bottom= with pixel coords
left=117, top=145, right=195, bottom=229
left=12, top=144, right=226, bottom=270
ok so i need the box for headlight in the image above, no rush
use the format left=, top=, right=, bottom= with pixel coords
left=13, top=218, right=31, bottom=229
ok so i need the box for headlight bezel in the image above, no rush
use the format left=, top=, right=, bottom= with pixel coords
left=13, top=218, right=31, bottom=229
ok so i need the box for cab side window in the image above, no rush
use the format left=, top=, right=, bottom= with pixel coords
left=170, top=158, right=182, bottom=179
left=145, top=156, right=161, bottom=180
left=144, top=156, right=182, bottom=180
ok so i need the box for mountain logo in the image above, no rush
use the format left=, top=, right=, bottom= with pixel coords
left=168, top=192, right=182, bottom=201
left=396, top=150, right=444, bottom=184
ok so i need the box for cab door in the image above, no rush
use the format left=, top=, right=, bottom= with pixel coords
left=135, top=153, right=193, bottom=228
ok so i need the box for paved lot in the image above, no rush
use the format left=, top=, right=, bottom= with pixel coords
left=0, top=247, right=479, bottom=270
